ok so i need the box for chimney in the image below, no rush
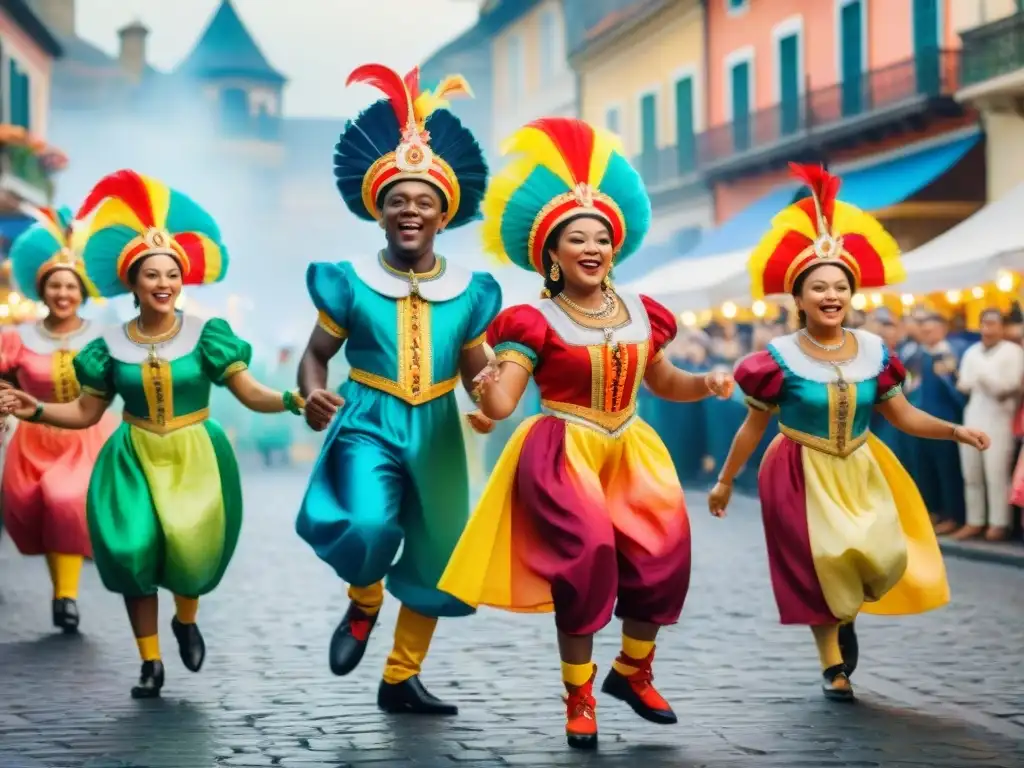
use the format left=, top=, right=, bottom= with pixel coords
left=32, top=0, right=76, bottom=38
left=117, top=20, right=149, bottom=82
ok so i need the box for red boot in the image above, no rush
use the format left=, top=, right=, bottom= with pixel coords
left=601, top=647, right=677, bottom=724
left=564, top=669, right=598, bottom=750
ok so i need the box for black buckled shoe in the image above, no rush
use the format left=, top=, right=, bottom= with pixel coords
left=329, top=602, right=379, bottom=676
left=838, top=621, right=859, bottom=677
left=377, top=675, right=458, bottom=715
left=131, top=660, right=165, bottom=699
left=52, top=598, right=79, bottom=634
left=171, top=617, right=206, bottom=672
left=821, top=663, right=855, bottom=702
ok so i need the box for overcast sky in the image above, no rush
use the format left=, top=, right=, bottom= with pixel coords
left=75, top=0, right=480, bottom=118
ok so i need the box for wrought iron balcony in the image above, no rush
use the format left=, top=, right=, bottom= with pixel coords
left=0, top=143, right=53, bottom=207
left=960, top=10, right=1024, bottom=89
left=632, top=144, right=700, bottom=190
left=696, top=50, right=962, bottom=175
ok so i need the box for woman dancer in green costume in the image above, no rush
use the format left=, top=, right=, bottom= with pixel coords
left=0, top=170, right=305, bottom=698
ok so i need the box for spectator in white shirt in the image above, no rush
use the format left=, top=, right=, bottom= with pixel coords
left=954, top=308, right=1024, bottom=541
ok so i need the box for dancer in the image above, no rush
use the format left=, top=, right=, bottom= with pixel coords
left=707, top=164, right=989, bottom=701
left=0, top=170, right=305, bottom=698
left=0, top=206, right=117, bottom=632
left=437, top=117, right=732, bottom=750
left=294, top=63, right=500, bottom=715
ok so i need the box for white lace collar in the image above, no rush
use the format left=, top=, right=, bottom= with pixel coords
left=535, top=292, right=650, bottom=347
left=103, top=313, right=205, bottom=364
left=769, top=329, right=886, bottom=383
left=348, top=252, right=472, bottom=302
left=18, top=320, right=103, bottom=354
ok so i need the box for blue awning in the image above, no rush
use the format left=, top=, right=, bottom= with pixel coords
left=837, top=132, right=979, bottom=210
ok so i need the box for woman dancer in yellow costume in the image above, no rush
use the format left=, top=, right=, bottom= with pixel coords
left=0, top=170, right=305, bottom=698
left=708, top=164, right=989, bottom=700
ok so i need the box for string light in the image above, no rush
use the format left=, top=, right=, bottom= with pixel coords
left=680, top=311, right=697, bottom=327
left=8, top=292, right=20, bottom=306
left=945, top=290, right=961, bottom=304
left=972, top=286, right=985, bottom=299
left=870, top=293, right=883, bottom=306
left=900, top=294, right=914, bottom=307
left=751, top=300, right=766, bottom=317
left=996, top=270, right=1014, bottom=293
left=721, top=301, right=737, bottom=319
left=851, top=294, right=867, bottom=310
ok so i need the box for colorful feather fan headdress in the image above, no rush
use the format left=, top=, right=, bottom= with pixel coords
left=481, top=117, right=651, bottom=275
left=748, top=163, right=905, bottom=299
left=9, top=205, right=99, bottom=301
left=334, top=63, right=487, bottom=229
left=74, top=170, right=228, bottom=298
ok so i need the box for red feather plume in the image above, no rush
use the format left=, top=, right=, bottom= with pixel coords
left=403, top=67, right=421, bottom=101
left=347, top=63, right=412, bottom=128
left=789, top=162, right=841, bottom=230
left=527, top=117, right=596, bottom=186
left=75, top=169, right=155, bottom=227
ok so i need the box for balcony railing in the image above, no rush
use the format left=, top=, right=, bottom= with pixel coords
left=961, top=10, right=1024, bottom=89
left=697, top=50, right=961, bottom=168
left=0, top=143, right=52, bottom=205
left=632, top=144, right=699, bottom=190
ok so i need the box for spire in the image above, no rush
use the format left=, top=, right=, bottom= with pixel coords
left=177, top=0, right=285, bottom=84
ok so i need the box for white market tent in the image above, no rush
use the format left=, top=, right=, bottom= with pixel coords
left=898, top=182, right=1024, bottom=294
left=622, top=249, right=750, bottom=310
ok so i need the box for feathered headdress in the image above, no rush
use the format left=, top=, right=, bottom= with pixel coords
left=9, top=205, right=99, bottom=301
left=334, top=63, right=486, bottom=229
left=74, top=170, right=228, bottom=298
left=481, top=117, right=651, bottom=275
left=748, top=163, right=905, bottom=299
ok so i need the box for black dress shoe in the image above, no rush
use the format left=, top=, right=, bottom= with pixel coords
left=838, top=621, right=859, bottom=677
left=821, top=663, right=855, bottom=702
left=329, top=602, right=378, bottom=676
left=52, top=598, right=79, bottom=633
left=171, top=617, right=206, bottom=672
left=131, top=660, right=165, bottom=699
left=377, top=675, right=458, bottom=715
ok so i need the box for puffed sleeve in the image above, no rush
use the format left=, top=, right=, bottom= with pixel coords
left=733, top=351, right=784, bottom=412
left=306, top=261, right=353, bottom=341
left=640, top=295, right=678, bottom=364
left=73, top=338, right=115, bottom=399
left=198, top=318, right=254, bottom=386
left=462, top=272, right=503, bottom=350
left=0, top=328, right=23, bottom=374
left=875, top=351, right=907, bottom=403
left=486, top=304, right=548, bottom=375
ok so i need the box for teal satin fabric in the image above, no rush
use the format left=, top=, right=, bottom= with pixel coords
left=775, top=374, right=879, bottom=440
left=295, top=380, right=474, bottom=618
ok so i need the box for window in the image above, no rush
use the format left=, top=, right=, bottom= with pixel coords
left=776, top=25, right=801, bottom=135
left=220, top=87, right=249, bottom=135
left=838, top=0, right=864, bottom=116
left=507, top=35, right=524, bottom=102
left=539, top=9, right=560, bottom=79
left=728, top=57, right=752, bottom=151
left=912, top=0, right=940, bottom=94
left=673, top=76, right=695, bottom=173
left=7, top=60, right=30, bottom=129
left=605, top=106, right=621, bottom=135
left=639, top=91, right=658, bottom=182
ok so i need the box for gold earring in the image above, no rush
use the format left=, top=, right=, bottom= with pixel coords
left=549, top=262, right=561, bottom=282
left=602, top=274, right=613, bottom=290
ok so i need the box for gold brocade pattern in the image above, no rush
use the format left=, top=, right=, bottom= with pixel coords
left=141, top=350, right=174, bottom=429
left=542, top=399, right=636, bottom=435
left=221, top=361, right=248, bottom=381
left=317, top=310, right=347, bottom=339
left=397, top=293, right=433, bottom=399
left=51, top=349, right=81, bottom=403
left=462, top=333, right=486, bottom=350
left=496, top=349, right=534, bottom=373
left=349, top=369, right=458, bottom=405
left=587, top=346, right=605, bottom=410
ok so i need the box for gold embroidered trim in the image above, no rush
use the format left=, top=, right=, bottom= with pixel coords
left=349, top=368, right=458, bottom=406
left=317, top=310, right=347, bottom=339
left=378, top=252, right=445, bottom=281
left=745, top=396, right=777, bottom=413
left=780, top=425, right=868, bottom=458
left=628, top=341, right=649, bottom=408
left=125, top=317, right=182, bottom=345
left=222, top=361, right=248, bottom=381
left=124, top=408, right=209, bottom=436
left=651, top=348, right=665, bottom=364
left=588, top=346, right=605, bottom=410
left=496, top=349, right=534, bottom=373
left=397, top=294, right=433, bottom=398
left=542, top=398, right=636, bottom=434
left=51, top=349, right=80, bottom=403
left=141, top=352, right=174, bottom=427
left=462, top=332, right=487, bottom=350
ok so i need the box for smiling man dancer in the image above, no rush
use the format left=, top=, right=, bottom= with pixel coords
left=295, top=63, right=500, bottom=715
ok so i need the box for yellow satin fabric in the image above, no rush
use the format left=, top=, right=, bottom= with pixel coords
left=129, top=423, right=226, bottom=590
left=803, top=433, right=949, bottom=622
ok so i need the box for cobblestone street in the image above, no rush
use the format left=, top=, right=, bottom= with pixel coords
left=2, top=462, right=1023, bottom=768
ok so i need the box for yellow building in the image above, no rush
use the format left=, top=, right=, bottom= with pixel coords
left=482, top=0, right=576, bottom=157
left=955, top=0, right=1024, bottom=201
left=569, top=0, right=711, bottom=270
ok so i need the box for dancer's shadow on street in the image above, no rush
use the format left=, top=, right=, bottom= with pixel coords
left=79, top=699, right=215, bottom=768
